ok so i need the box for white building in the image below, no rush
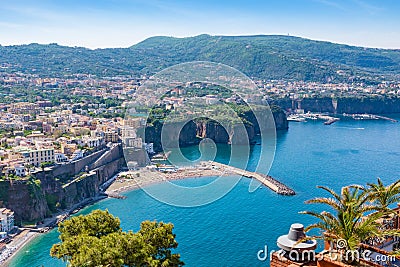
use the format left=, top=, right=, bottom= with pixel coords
left=204, top=95, right=220, bottom=105
left=144, top=143, right=154, bottom=154
left=122, top=127, right=137, bottom=139
left=14, top=164, right=26, bottom=177
left=16, top=147, right=55, bottom=167
left=0, top=208, right=14, bottom=233
left=124, top=137, right=143, bottom=148
left=123, top=118, right=145, bottom=128
left=77, top=136, right=104, bottom=148
left=55, top=153, right=68, bottom=163
left=71, top=150, right=84, bottom=161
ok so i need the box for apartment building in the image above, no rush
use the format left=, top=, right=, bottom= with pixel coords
left=104, top=131, right=119, bottom=143
left=123, top=118, right=145, bottom=128
left=0, top=208, right=14, bottom=233
left=16, top=147, right=55, bottom=167
left=77, top=136, right=104, bottom=148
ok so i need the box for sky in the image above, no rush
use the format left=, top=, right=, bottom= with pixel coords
left=0, top=0, right=399, bottom=49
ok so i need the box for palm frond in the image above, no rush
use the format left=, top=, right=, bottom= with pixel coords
left=304, top=197, right=340, bottom=210
left=317, top=186, right=341, bottom=202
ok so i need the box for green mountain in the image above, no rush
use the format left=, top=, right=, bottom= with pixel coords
left=1, top=34, right=400, bottom=82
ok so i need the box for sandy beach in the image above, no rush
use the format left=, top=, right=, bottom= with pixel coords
left=105, top=162, right=236, bottom=195
left=105, top=161, right=296, bottom=196
left=1, top=230, right=39, bottom=266
left=0, top=162, right=236, bottom=265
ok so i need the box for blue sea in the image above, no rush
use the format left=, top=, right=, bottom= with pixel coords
left=9, top=116, right=400, bottom=267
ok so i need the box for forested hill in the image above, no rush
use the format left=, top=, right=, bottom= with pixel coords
left=1, top=34, right=400, bottom=83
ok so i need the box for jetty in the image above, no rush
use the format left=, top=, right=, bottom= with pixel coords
left=343, top=113, right=398, bottom=123
left=324, top=118, right=340, bottom=125
left=375, top=115, right=398, bottom=123
left=208, top=161, right=295, bottom=196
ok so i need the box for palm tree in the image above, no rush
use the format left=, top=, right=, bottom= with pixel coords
left=301, top=185, right=382, bottom=251
left=366, top=179, right=400, bottom=259
left=366, top=178, right=400, bottom=214
left=301, top=184, right=400, bottom=266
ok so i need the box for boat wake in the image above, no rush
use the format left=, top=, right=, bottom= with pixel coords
left=334, top=126, right=365, bottom=130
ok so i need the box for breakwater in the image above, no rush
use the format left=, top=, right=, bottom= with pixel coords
left=209, top=161, right=295, bottom=195
left=375, top=115, right=398, bottom=122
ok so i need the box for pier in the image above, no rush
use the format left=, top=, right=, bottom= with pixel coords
left=375, top=115, right=398, bottom=123
left=324, top=118, right=340, bottom=125
left=343, top=113, right=398, bottom=122
left=208, top=161, right=296, bottom=196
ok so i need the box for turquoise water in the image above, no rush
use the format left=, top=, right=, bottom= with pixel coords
left=9, top=117, right=400, bottom=267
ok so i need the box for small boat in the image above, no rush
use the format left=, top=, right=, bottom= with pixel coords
left=287, top=115, right=306, bottom=122
left=71, top=209, right=79, bottom=214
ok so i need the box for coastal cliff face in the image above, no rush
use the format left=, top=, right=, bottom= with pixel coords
left=0, top=180, right=49, bottom=222
left=0, top=145, right=126, bottom=223
left=196, top=120, right=255, bottom=145
left=336, top=97, right=400, bottom=114
left=196, top=120, right=229, bottom=143
left=240, top=105, right=289, bottom=133
left=301, top=98, right=336, bottom=113
left=144, top=121, right=200, bottom=151
left=273, top=97, right=400, bottom=114
left=145, top=106, right=288, bottom=152
left=272, top=107, right=289, bottom=130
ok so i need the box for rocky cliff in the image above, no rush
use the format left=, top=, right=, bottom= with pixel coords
left=0, top=179, right=49, bottom=223
left=273, top=96, right=400, bottom=114
left=196, top=120, right=255, bottom=145
left=271, top=106, right=289, bottom=130
left=144, top=121, right=201, bottom=152
left=0, top=145, right=126, bottom=223
left=336, top=97, right=400, bottom=114
left=144, top=105, right=288, bottom=152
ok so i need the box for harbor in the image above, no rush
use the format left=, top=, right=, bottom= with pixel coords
left=287, top=113, right=340, bottom=125
left=288, top=112, right=398, bottom=124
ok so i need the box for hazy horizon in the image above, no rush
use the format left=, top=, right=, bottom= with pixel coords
left=1, top=33, right=399, bottom=50
left=1, top=0, right=399, bottom=49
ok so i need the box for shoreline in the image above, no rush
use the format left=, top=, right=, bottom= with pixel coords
left=3, top=161, right=290, bottom=265
left=105, top=165, right=235, bottom=195
left=0, top=196, right=106, bottom=266
left=1, top=164, right=233, bottom=265
left=1, top=231, right=39, bottom=266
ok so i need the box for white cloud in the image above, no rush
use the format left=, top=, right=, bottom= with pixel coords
left=311, top=0, right=348, bottom=11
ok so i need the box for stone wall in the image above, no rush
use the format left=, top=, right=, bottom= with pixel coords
left=0, top=144, right=126, bottom=223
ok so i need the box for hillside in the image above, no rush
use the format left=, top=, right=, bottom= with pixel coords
left=1, top=35, right=400, bottom=82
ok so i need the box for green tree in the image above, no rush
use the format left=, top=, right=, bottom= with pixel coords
left=134, top=221, right=183, bottom=266
left=50, top=210, right=184, bottom=267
